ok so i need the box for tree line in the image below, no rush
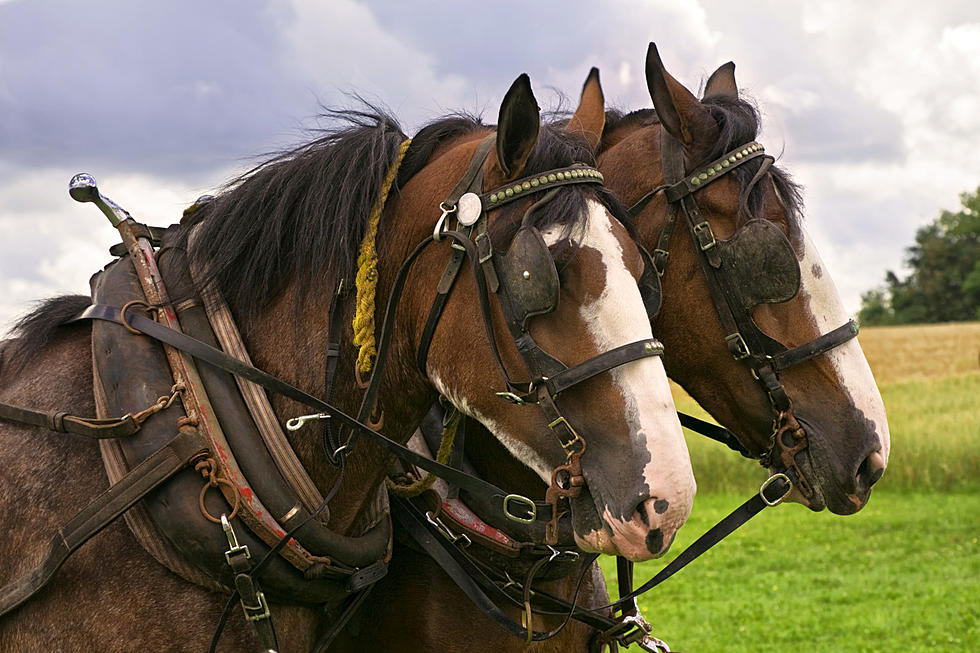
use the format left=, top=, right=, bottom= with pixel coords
left=858, top=186, right=980, bottom=325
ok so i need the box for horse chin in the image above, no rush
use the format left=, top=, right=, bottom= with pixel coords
left=783, top=415, right=884, bottom=516
left=567, top=487, right=677, bottom=562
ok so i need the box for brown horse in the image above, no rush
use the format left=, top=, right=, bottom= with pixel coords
left=0, top=75, right=694, bottom=650
left=340, top=45, right=890, bottom=652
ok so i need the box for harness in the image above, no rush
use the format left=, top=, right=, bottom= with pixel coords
left=0, top=137, right=665, bottom=651
left=629, top=133, right=860, bottom=496
left=386, top=134, right=864, bottom=652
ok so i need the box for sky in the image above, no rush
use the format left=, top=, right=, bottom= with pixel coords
left=2, top=0, right=978, bottom=333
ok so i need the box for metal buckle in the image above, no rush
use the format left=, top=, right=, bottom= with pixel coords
left=693, top=221, right=716, bottom=250
left=426, top=511, right=472, bottom=547
left=502, top=494, right=537, bottom=524
left=241, top=590, right=271, bottom=622
left=725, top=332, right=751, bottom=360
left=759, top=473, right=792, bottom=506
left=549, top=416, right=583, bottom=455
left=220, top=514, right=250, bottom=565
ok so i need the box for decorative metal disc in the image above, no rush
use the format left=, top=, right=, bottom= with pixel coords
left=457, top=192, right=482, bottom=226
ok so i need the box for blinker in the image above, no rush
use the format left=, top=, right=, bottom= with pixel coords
left=716, top=219, right=800, bottom=310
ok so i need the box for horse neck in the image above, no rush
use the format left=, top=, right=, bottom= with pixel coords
left=234, top=222, right=439, bottom=532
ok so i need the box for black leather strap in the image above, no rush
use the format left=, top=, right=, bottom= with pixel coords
left=72, top=303, right=557, bottom=525
left=541, top=339, right=664, bottom=398
left=605, top=473, right=791, bottom=609
left=0, top=427, right=207, bottom=616
left=769, top=320, right=859, bottom=372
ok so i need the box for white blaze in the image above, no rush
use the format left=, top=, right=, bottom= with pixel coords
left=798, top=228, right=891, bottom=462
left=543, top=201, right=695, bottom=516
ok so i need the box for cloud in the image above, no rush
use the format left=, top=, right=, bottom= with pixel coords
left=1, top=0, right=977, bottom=327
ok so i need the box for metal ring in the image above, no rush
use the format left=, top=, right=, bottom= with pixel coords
left=199, top=475, right=241, bottom=523
left=120, top=300, right=151, bottom=335
left=759, top=473, right=792, bottom=506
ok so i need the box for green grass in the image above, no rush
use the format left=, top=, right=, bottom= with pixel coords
left=600, top=323, right=980, bottom=651
left=601, top=490, right=980, bottom=652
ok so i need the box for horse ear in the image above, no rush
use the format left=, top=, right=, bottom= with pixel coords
left=495, top=74, right=540, bottom=181
left=703, top=61, right=738, bottom=100
left=566, top=67, right=605, bottom=152
left=645, top=42, right=717, bottom=149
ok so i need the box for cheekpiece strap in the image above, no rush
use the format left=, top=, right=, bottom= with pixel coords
left=481, top=165, right=604, bottom=211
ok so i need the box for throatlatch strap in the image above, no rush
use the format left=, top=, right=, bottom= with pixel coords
left=0, top=427, right=207, bottom=617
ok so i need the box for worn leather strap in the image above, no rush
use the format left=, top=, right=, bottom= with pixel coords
left=540, top=339, right=664, bottom=398
left=0, top=401, right=142, bottom=439
left=769, top=319, right=859, bottom=372
left=73, top=303, right=556, bottom=525
left=392, top=496, right=604, bottom=641
left=0, top=426, right=207, bottom=616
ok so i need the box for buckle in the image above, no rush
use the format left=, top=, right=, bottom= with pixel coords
left=759, top=473, right=792, bottom=506
left=725, top=332, right=751, bottom=360
left=502, top=494, right=537, bottom=524
left=693, top=221, right=716, bottom=250
left=548, top=416, right=583, bottom=455
left=241, top=590, right=270, bottom=622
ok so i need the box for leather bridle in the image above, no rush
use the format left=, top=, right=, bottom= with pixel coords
left=414, top=135, right=667, bottom=544
left=628, top=131, right=861, bottom=499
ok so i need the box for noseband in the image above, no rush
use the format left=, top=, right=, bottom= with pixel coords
left=418, top=136, right=665, bottom=542
left=629, top=132, right=860, bottom=499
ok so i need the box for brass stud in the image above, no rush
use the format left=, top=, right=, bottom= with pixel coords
left=505, top=188, right=514, bottom=197
left=729, top=155, right=737, bottom=163
left=522, top=181, right=531, bottom=190
left=722, top=160, right=730, bottom=167
left=490, top=193, right=498, bottom=202
left=530, top=178, right=539, bottom=187
left=522, top=270, right=531, bottom=280
left=548, top=174, right=557, bottom=182
left=513, top=184, right=522, bottom=193
left=691, top=177, right=701, bottom=185
left=699, top=172, right=708, bottom=181
left=735, top=152, right=743, bottom=160
left=539, top=175, right=549, bottom=184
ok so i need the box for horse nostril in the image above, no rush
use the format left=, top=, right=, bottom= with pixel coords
left=856, top=450, right=886, bottom=490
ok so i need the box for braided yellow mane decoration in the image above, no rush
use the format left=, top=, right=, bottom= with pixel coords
left=352, top=138, right=412, bottom=374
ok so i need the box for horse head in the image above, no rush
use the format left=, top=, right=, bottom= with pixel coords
left=410, top=75, right=694, bottom=560
left=594, top=43, right=889, bottom=515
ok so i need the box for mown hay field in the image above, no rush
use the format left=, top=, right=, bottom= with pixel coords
left=607, top=322, right=980, bottom=652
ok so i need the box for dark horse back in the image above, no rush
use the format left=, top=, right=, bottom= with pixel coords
left=0, top=314, right=275, bottom=651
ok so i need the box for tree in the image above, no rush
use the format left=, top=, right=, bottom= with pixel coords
left=859, top=186, right=980, bottom=325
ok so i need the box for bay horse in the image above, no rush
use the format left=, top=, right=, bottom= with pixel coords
left=0, top=74, right=695, bottom=651
left=339, top=44, right=890, bottom=652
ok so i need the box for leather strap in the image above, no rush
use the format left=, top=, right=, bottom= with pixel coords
left=769, top=319, right=859, bottom=372
left=0, top=402, right=142, bottom=439
left=0, top=426, right=208, bottom=616
left=72, top=303, right=558, bottom=526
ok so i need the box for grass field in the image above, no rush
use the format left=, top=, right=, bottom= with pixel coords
left=604, top=322, right=980, bottom=652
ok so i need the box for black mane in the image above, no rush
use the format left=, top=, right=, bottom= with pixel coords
left=175, top=107, right=409, bottom=320
left=2, top=294, right=91, bottom=375
left=605, top=96, right=804, bottom=231
left=176, top=107, right=626, bottom=320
